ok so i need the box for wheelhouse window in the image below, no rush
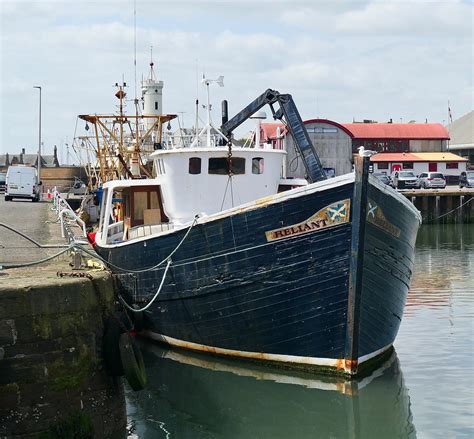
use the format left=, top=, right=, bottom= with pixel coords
left=402, top=162, right=414, bottom=169
left=189, top=157, right=202, bottom=174
left=252, top=157, right=264, bottom=174
left=122, top=186, right=168, bottom=229
left=98, top=188, right=108, bottom=233
left=377, top=162, right=389, bottom=170
left=208, top=157, right=245, bottom=175
left=446, top=162, right=458, bottom=169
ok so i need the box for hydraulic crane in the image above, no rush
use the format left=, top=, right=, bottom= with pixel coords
left=220, top=89, right=327, bottom=183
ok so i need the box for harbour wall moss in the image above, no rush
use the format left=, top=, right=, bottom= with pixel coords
left=0, top=272, right=126, bottom=438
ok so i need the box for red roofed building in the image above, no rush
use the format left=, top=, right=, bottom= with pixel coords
left=259, top=122, right=286, bottom=150
left=341, top=122, right=449, bottom=154
left=259, top=119, right=452, bottom=180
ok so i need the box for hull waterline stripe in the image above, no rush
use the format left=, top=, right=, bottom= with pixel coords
left=143, top=331, right=392, bottom=372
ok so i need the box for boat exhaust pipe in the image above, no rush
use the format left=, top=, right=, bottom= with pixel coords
left=222, top=100, right=228, bottom=126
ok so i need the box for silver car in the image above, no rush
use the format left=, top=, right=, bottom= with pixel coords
left=391, top=171, right=418, bottom=189
left=417, top=172, right=446, bottom=189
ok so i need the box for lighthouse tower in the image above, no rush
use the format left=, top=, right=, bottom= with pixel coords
left=141, top=52, right=164, bottom=132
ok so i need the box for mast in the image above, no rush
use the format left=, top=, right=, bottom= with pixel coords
left=190, top=75, right=226, bottom=147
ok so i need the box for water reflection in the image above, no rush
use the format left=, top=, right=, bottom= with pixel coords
left=406, top=224, right=474, bottom=315
left=396, top=224, right=473, bottom=438
left=126, top=345, right=416, bottom=439
left=415, top=223, right=474, bottom=251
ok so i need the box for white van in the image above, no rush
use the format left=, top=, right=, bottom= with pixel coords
left=5, top=166, right=41, bottom=202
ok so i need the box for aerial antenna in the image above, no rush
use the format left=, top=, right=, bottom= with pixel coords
left=133, top=0, right=137, bottom=101
left=190, top=75, right=227, bottom=148
left=149, top=45, right=156, bottom=80
left=194, top=59, right=199, bottom=140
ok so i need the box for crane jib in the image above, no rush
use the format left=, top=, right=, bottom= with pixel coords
left=220, top=89, right=327, bottom=183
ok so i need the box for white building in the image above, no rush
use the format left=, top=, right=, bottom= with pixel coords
left=370, top=152, right=468, bottom=184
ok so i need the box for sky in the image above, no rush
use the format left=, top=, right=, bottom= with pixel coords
left=0, top=0, right=472, bottom=161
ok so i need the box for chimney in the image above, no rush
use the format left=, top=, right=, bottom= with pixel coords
left=5, top=153, right=9, bottom=167
left=19, top=149, right=24, bottom=164
left=22, top=148, right=25, bottom=155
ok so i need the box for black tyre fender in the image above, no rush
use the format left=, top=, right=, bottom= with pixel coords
left=119, top=332, right=147, bottom=391
left=103, top=312, right=132, bottom=376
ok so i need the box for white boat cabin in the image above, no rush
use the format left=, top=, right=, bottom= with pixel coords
left=96, top=146, right=308, bottom=246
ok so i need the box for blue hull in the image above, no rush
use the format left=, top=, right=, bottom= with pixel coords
left=97, top=176, right=420, bottom=375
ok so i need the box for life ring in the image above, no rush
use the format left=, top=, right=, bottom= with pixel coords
left=103, top=312, right=132, bottom=376
left=118, top=332, right=147, bottom=391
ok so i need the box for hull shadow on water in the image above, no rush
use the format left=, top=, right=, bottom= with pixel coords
left=126, top=342, right=416, bottom=439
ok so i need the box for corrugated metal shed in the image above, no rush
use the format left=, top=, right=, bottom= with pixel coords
left=342, top=123, right=449, bottom=140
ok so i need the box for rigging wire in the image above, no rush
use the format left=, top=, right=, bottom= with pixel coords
left=133, top=0, right=137, bottom=102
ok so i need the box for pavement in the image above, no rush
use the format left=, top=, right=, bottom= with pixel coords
left=0, top=195, right=99, bottom=284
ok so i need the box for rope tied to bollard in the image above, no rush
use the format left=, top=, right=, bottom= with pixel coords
left=422, top=196, right=472, bottom=222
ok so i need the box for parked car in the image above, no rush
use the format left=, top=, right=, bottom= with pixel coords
left=0, top=172, right=5, bottom=193
left=372, top=172, right=391, bottom=185
left=390, top=171, right=418, bottom=189
left=417, top=172, right=446, bottom=189
left=459, top=171, right=474, bottom=188
left=4, top=166, right=41, bottom=202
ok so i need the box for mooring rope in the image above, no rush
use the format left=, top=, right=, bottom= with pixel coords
left=0, top=246, right=74, bottom=269
left=0, top=215, right=199, bottom=273
left=117, top=259, right=173, bottom=313
left=79, top=214, right=199, bottom=274
left=423, top=196, right=472, bottom=222
left=0, top=223, right=68, bottom=249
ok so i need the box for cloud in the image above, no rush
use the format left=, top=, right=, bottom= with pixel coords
left=0, top=0, right=472, bottom=154
left=335, top=0, right=472, bottom=36
left=280, top=0, right=471, bottom=37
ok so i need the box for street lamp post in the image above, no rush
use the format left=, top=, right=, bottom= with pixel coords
left=33, top=86, right=42, bottom=185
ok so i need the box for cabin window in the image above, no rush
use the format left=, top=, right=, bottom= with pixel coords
left=377, top=163, right=389, bottom=170
left=133, top=191, right=148, bottom=221
left=209, top=157, right=229, bottom=175
left=189, top=157, right=201, bottom=174
left=402, top=162, right=414, bottom=169
left=231, top=158, right=246, bottom=174
left=150, top=191, right=160, bottom=209
left=98, top=188, right=108, bottom=233
left=446, top=162, right=458, bottom=169
left=208, top=157, right=245, bottom=175
left=252, top=157, right=264, bottom=174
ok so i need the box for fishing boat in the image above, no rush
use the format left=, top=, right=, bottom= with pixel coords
left=92, top=86, right=421, bottom=376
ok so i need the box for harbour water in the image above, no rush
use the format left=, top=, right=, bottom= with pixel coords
left=125, top=224, right=474, bottom=438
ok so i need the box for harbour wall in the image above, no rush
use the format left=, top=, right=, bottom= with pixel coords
left=402, top=190, right=474, bottom=224
left=0, top=270, right=126, bottom=438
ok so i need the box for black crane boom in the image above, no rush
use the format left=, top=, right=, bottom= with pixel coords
left=221, top=89, right=326, bottom=183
